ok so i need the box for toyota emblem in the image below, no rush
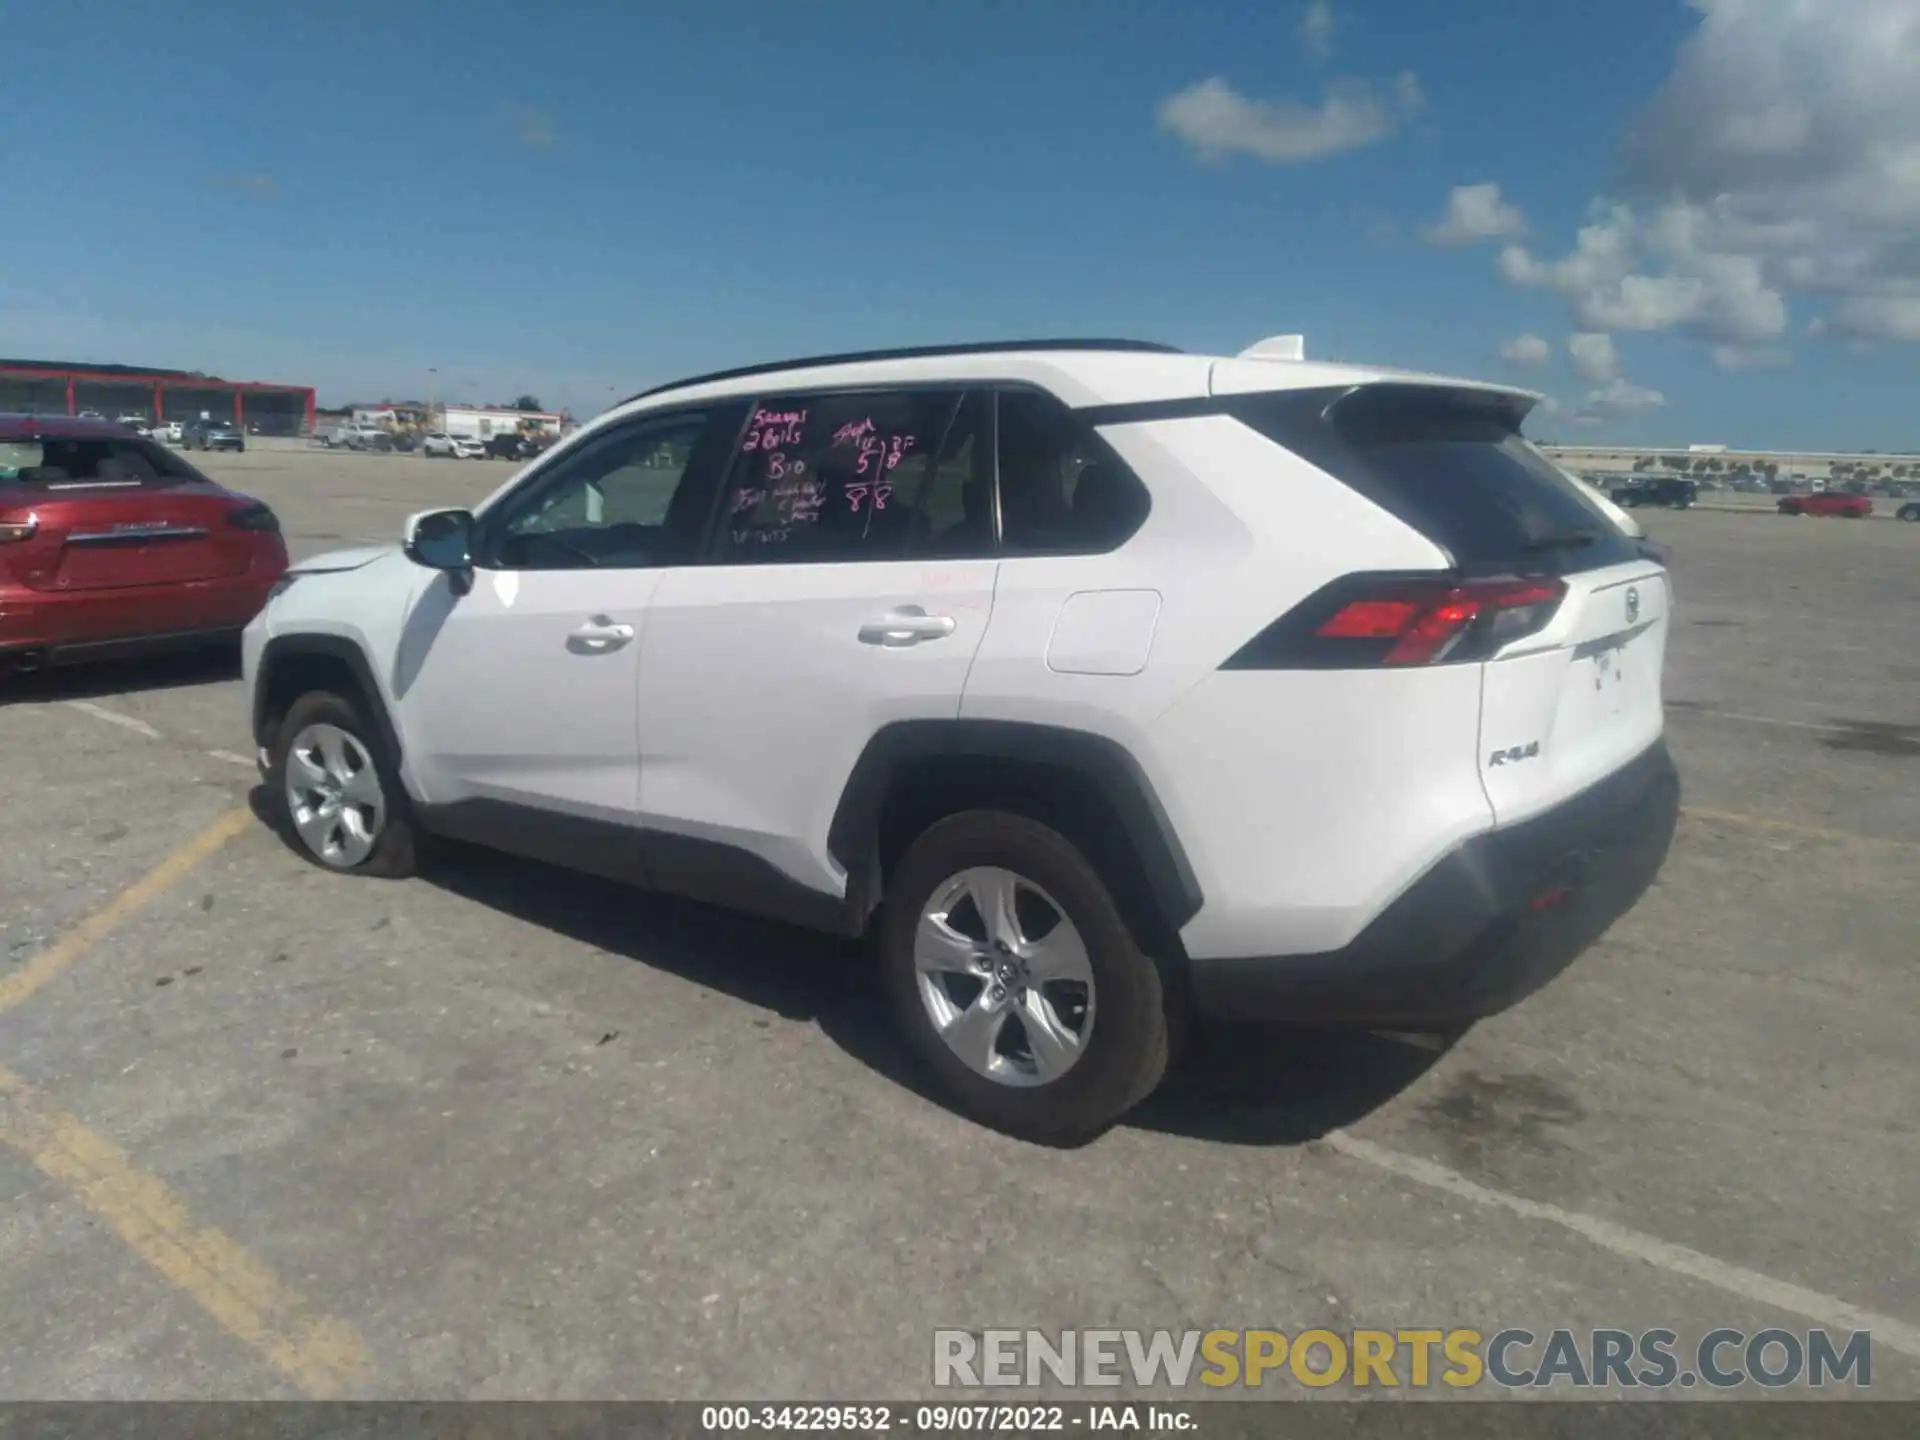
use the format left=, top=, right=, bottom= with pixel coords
left=1624, top=585, right=1641, bottom=623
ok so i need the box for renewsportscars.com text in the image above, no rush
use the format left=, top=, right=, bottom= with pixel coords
left=932, top=1327, right=1873, bottom=1391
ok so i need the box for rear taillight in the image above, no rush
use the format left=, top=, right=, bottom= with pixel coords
left=0, top=516, right=37, bottom=544
left=1224, top=573, right=1568, bottom=670
left=228, top=502, right=280, bottom=532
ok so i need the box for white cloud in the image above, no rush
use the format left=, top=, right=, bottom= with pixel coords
left=1567, top=332, right=1619, bottom=382
left=1573, top=376, right=1667, bottom=425
left=1424, top=184, right=1528, bottom=246
left=1711, top=344, right=1791, bottom=371
left=1499, top=0, right=1920, bottom=351
left=1499, top=333, right=1550, bottom=366
left=1824, top=295, right=1920, bottom=342
left=1299, top=0, right=1335, bottom=62
left=1498, top=205, right=1787, bottom=343
left=1157, top=72, right=1423, bottom=165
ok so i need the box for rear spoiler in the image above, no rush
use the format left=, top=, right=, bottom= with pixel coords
left=1320, top=382, right=1542, bottom=435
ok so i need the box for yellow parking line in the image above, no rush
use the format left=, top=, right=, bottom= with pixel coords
left=0, top=1066, right=374, bottom=1396
left=0, top=807, right=254, bottom=1017
left=1681, top=805, right=1920, bottom=852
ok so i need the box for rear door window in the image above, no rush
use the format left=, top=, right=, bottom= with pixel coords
left=711, top=389, right=964, bottom=564
left=1231, top=385, right=1642, bottom=574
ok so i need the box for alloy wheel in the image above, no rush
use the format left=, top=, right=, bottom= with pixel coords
left=284, top=723, right=387, bottom=868
left=913, top=867, right=1096, bottom=1088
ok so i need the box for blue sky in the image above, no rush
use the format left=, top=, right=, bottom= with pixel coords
left=5, top=0, right=1916, bottom=449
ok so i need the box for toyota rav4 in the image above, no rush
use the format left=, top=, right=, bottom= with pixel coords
left=243, top=338, right=1680, bottom=1143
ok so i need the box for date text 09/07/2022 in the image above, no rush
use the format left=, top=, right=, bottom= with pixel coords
left=700, top=1404, right=1190, bottom=1432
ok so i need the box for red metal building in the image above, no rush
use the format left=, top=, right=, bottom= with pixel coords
left=0, top=358, right=317, bottom=438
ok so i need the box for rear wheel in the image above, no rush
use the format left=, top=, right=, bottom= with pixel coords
left=879, top=811, right=1173, bottom=1145
left=267, top=692, right=419, bottom=878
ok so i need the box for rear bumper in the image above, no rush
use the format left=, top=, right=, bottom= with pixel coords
left=1185, top=739, right=1680, bottom=1027
left=0, top=571, right=281, bottom=662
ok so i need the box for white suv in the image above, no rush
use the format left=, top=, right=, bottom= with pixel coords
left=243, top=338, right=1680, bottom=1143
left=421, top=432, right=487, bottom=459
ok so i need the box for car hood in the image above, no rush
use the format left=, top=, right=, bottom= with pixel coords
left=289, top=542, right=399, bottom=575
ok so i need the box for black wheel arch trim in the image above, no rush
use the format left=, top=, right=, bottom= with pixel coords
left=253, top=633, right=403, bottom=765
left=827, top=719, right=1204, bottom=939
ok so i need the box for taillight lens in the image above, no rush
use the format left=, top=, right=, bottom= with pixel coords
left=228, top=502, right=280, bottom=532
left=1225, top=574, right=1568, bottom=670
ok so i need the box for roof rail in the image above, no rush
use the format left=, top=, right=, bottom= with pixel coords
left=617, top=338, right=1182, bottom=408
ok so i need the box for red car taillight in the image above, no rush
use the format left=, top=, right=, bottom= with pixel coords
left=1224, top=574, right=1569, bottom=670
left=227, top=502, right=280, bottom=533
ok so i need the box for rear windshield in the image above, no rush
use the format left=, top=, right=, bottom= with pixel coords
left=0, top=437, right=206, bottom=488
left=1231, top=385, right=1643, bottom=574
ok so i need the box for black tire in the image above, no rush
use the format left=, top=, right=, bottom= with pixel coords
left=265, top=690, right=420, bottom=879
left=1899, top=505, right=1920, bottom=523
left=879, top=810, right=1174, bottom=1145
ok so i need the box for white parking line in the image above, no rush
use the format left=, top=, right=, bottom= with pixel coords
left=1324, top=1130, right=1920, bottom=1360
left=63, top=700, right=162, bottom=739
left=1669, top=704, right=1864, bottom=737
left=54, top=699, right=255, bottom=772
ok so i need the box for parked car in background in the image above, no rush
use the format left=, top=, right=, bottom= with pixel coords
left=154, top=421, right=183, bottom=443
left=484, top=432, right=539, bottom=460
left=0, top=414, right=286, bottom=671
left=421, top=432, right=486, bottom=459
left=1613, top=477, right=1696, bottom=509
left=181, top=418, right=246, bottom=453
left=1896, top=501, right=1920, bottom=523
left=317, top=422, right=390, bottom=450
left=115, top=415, right=153, bottom=437
left=1778, top=491, right=1870, bottom=518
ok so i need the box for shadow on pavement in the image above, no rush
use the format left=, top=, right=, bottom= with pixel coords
left=307, top=819, right=1455, bottom=1147
left=0, top=644, right=241, bottom=704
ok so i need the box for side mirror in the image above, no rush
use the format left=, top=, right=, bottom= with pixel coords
left=403, top=508, right=475, bottom=577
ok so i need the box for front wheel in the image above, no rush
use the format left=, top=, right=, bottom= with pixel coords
left=267, top=691, right=420, bottom=878
left=879, top=811, right=1175, bottom=1145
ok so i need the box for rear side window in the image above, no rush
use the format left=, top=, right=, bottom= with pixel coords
left=996, top=389, right=1150, bottom=555
left=0, top=437, right=203, bottom=488
left=1231, top=385, right=1642, bottom=574
left=713, top=389, right=963, bottom=564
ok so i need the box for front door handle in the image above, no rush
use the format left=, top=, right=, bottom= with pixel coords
left=858, top=606, right=957, bottom=647
left=568, top=615, right=635, bottom=654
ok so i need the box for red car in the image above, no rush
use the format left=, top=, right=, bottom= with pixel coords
left=1, top=415, right=287, bottom=671
left=1778, top=490, right=1871, bottom=518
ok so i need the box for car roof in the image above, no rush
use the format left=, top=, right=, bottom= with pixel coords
left=606, top=338, right=1543, bottom=425
left=0, top=413, right=144, bottom=440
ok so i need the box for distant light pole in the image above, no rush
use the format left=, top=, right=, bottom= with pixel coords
left=426, top=368, right=438, bottom=427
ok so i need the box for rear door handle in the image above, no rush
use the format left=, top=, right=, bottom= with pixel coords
left=568, top=615, right=635, bottom=654
left=858, top=606, right=957, bottom=647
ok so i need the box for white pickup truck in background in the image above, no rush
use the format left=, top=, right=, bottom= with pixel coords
left=315, top=422, right=391, bottom=450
